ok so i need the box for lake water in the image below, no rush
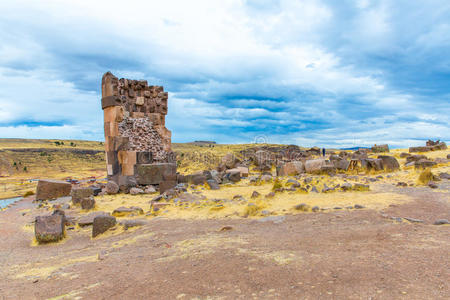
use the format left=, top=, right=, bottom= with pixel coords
left=0, top=197, right=23, bottom=209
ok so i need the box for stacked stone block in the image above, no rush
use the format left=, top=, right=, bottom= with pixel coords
left=101, top=72, right=176, bottom=189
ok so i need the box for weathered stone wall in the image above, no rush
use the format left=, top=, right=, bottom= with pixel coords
left=101, top=72, right=176, bottom=189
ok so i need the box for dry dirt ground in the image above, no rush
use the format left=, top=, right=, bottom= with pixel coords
left=0, top=181, right=449, bottom=300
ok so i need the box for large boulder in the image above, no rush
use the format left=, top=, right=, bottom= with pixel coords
left=406, top=154, right=427, bottom=163
left=225, top=170, right=241, bottom=182
left=360, top=158, right=383, bottom=171
left=221, top=153, right=239, bottom=169
left=35, top=211, right=65, bottom=243
left=71, top=187, right=93, bottom=205
left=278, top=161, right=305, bottom=176
left=36, top=180, right=72, bottom=201
left=377, top=156, right=400, bottom=171
left=304, top=159, right=326, bottom=173
left=92, top=215, right=116, bottom=237
left=78, top=211, right=109, bottom=227
left=105, top=181, right=119, bottom=194
left=135, top=163, right=177, bottom=185
left=414, top=159, right=437, bottom=169
left=190, top=172, right=207, bottom=185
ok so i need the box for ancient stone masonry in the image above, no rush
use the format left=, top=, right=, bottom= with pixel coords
left=101, top=72, right=176, bottom=189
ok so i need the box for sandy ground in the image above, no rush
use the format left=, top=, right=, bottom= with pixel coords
left=0, top=177, right=449, bottom=300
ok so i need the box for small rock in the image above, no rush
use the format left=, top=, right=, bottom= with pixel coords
left=260, top=174, right=272, bottom=182
left=220, top=226, right=233, bottom=231
left=144, top=185, right=157, bottom=194
left=130, top=187, right=144, bottom=195
left=403, top=217, right=424, bottom=223
left=105, top=181, right=119, bottom=194
left=311, top=206, right=320, bottom=212
left=120, top=219, right=148, bottom=230
left=396, top=182, right=408, bottom=187
left=433, top=219, right=449, bottom=225
left=92, top=215, right=116, bottom=237
left=354, top=204, right=365, bottom=209
left=286, top=179, right=300, bottom=187
left=428, top=181, right=438, bottom=189
left=310, top=186, right=318, bottom=193
left=265, top=192, right=275, bottom=198
left=112, top=206, right=144, bottom=217
left=251, top=191, right=260, bottom=198
left=439, top=173, right=450, bottom=180
left=294, top=203, right=310, bottom=212
left=257, top=216, right=286, bottom=224
left=206, top=180, right=220, bottom=190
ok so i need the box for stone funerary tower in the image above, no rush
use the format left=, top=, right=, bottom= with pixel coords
left=101, top=72, right=177, bottom=192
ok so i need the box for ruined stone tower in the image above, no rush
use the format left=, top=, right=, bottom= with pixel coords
left=101, top=72, right=177, bottom=191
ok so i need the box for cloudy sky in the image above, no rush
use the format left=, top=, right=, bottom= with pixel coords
left=0, top=0, right=449, bottom=148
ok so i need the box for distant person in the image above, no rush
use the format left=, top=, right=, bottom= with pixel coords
left=322, top=148, right=326, bottom=157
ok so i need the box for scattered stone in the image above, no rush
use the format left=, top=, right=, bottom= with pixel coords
left=105, top=181, right=119, bottom=194
left=144, top=185, right=156, bottom=193
left=265, top=192, right=275, bottom=198
left=130, top=187, right=144, bottom=195
left=294, top=203, right=310, bottom=212
left=340, top=183, right=352, bottom=191
left=310, top=186, right=319, bottom=193
left=92, top=215, right=116, bottom=237
left=36, top=179, right=72, bottom=201
left=396, top=182, right=408, bottom=187
left=260, top=174, right=272, bottom=182
left=226, top=170, right=241, bottom=183
left=90, top=185, right=102, bottom=196
left=439, top=173, right=450, bottom=180
left=120, top=219, right=148, bottom=230
left=261, top=210, right=271, bottom=216
left=206, top=179, right=220, bottom=190
left=334, top=207, right=343, bottom=210
left=428, top=181, right=438, bottom=189
left=377, top=155, right=400, bottom=171
left=311, top=206, right=320, bottom=212
left=414, top=159, right=437, bottom=169
left=305, top=159, right=327, bottom=173
left=303, top=177, right=312, bottom=184
left=112, top=206, right=144, bottom=217
left=151, top=202, right=171, bottom=211
left=403, top=217, right=424, bottom=223
left=257, top=216, right=286, bottom=224
left=354, top=204, right=365, bottom=209
left=219, top=226, right=233, bottom=231
left=286, top=179, right=301, bottom=187
left=353, top=183, right=370, bottom=191
left=433, top=219, right=449, bottom=225
left=71, top=187, right=93, bottom=204
left=159, top=181, right=177, bottom=194
left=278, top=161, right=305, bottom=176
left=80, top=196, right=95, bottom=210
left=34, top=211, right=65, bottom=243
left=251, top=191, right=260, bottom=198
left=77, top=211, right=109, bottom=227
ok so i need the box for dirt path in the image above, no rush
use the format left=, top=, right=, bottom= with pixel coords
left=0, top=185, right=449, bottom=299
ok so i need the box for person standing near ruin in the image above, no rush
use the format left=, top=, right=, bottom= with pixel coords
left=322, top=148, right=326, bottom=157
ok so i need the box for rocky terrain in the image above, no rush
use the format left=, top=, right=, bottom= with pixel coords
left=0, top=139, right=449, bottom=299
